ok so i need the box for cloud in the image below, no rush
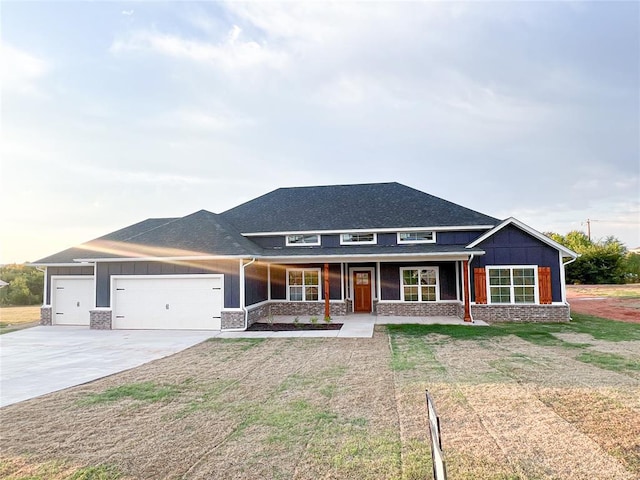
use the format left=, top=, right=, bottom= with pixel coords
left=122, top=10, right=134, bottom=16
left=110, top=25, right=288, bottom=72
left=0, top=42, right=49, bottom=96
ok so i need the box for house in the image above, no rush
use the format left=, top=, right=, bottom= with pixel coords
left=32, top=182, right=578, bottom=330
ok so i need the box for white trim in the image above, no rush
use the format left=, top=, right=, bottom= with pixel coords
left=110, top=273, right=225, bottom=325
left=246, top=299, right=271, bottom=310
left=455, top=261, right=460, bottom=301
left=349, top=267, right=376, bottom=313
left=267, top=264, right=272, bottom=301
left=75, top=255, right=250, bottom=263
left=239, top=259, right=245, bottom=310
left=340, top=232, right=377, bottom=245
left=285, top=234, right=321, bottom=247
left=376, top=261, right=382, bottom=301
left=262, top=251, right=485, bottom=263
left=285, top=267, right=322, bottom=302
left=30, top=262, right=95, bottom=267
left=400, top=266, right=440, bottom=302
left=340, top=263, right=345, bottom=300
left=486, top=265, right=539, bottom=305
left=466, top=217, right=578, bottom=258
left=242, top=225, right=495, bottom=236
left=397, top=231, right=436, bottom=244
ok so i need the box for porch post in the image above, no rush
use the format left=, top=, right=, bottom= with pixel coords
left=462, top=260, right=472, bottom=322
left=324, top=263, right=330, bottom=319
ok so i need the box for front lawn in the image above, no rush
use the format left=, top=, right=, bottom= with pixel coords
left=1, top=314, right=638, bottom=479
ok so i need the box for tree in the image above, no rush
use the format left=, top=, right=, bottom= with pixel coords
left=0, top=264, right=44, bottom=306
left=546, top=231, right=627, bottom=284
left=623, top=253, right=640, bottom=283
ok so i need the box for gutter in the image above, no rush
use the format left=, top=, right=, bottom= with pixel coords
left=562, top=255, right=579, bottom=310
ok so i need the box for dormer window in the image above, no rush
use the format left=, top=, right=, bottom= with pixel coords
left=340, top=233, right=377, bottom=245
left=286, top=234, right=320, bottom=246
left=397, top=231, right=436, bottom=244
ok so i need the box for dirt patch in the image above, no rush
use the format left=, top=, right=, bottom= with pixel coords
left=567, top=285, right=640, bottom=323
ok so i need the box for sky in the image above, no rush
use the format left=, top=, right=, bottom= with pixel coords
left=1, top=1, right=639, bottom=264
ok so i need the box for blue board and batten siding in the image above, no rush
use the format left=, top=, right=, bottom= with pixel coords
left=95, top=261, right=241, bottom=308
left=471, top=225, right=563, bottom=302
left=245, top=262, right=269, bottom=306
left=249, top=230, right=484, bottom=250
left=46, top=266, right=94, bottom=304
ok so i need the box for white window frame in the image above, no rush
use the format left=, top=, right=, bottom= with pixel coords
left=285, top=234, right=321, bottom=246
left=340, top=232, right=377, bottom=245
left=400, top=266, right=440, bottom=302
left=486, top=265, right=539, bottom=305
left=397, top=231, right=436, bottom=244
left=286, top=267, right=322, bottom=302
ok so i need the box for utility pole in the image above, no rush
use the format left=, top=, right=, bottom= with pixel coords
left=586, top=218, right=591, bottom=241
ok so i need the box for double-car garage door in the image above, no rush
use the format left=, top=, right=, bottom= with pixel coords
left=112, top=276, right=223, bottom=330
left=51, top=275, right=223, bottom=330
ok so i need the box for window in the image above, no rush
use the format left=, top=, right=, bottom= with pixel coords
left=286, top=234, right=320, bottom=246
left=397, top=231, right=436, bottom=244
left=488, top=266, right=537, bottom=304
left=340, top=233, right=376, bottom=245
left=400, top=267, right=439, bottom=302
left=287, top=268, right=320, bottom=301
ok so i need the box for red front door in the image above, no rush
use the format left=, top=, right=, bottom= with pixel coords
left=353, top=271, right=372, bottom=313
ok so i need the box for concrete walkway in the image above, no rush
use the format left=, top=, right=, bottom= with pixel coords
left=0, top=326, right=215, bottom=408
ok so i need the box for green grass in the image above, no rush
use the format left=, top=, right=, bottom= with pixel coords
left=576, top=351, right=640, bottom=372
left=387, top=313, right=640, bottom=344
left=79, top=382, right=181, bottom=405
left=0, top=459, right=121, bottom=480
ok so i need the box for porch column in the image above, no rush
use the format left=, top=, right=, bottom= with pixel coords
left=462, top=260, right=472, bottom=322
left=324, top=263, right=330, bottom=319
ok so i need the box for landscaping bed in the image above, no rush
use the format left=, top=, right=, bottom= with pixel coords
left=247, top=322, right=343, bottom=331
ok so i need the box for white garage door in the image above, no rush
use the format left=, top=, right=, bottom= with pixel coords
left=112, top=276, right=223, bottom=330
left=52, top=277, right=94, bottom=326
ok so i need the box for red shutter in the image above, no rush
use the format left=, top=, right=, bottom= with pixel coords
left=538, top=267, right=552, bottom=304
left=474, top=268, right=487, bottom=304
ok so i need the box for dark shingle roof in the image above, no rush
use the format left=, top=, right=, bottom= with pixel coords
left=221, top=182, right=498, bottom=233
left=33, top=218, right=177, bottom=264
left=33, top=213, right=260, bottom=263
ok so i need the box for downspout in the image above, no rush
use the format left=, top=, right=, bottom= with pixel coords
left=467, top=254, right=475, bottom=323
left=241, top=258, right=256, bottom=330
left=562, top=256, right=578, bottom=314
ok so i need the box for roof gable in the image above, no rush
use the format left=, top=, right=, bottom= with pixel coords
left=466, top=217, right=578, bottom=258
left=221, top=182, right=498, bottom=233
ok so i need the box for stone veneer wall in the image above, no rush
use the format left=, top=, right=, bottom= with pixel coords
left=246, top=303, right=270, bottom=327
left=221, top=310, right=245, bottom=330
left=40, top=306, right=52, bottom=325
left=268, top=301, right=347, bottom=317
left=377, top=302, right=462, bottom=318
left=470, top=304, right=570, bottom=323
left=90, top=309, right=112, bottom=329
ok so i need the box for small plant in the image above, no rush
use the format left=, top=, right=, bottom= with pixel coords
left=266, top=314, right=274, bottom=326
left=310, top=316, right=319, bottom=325
left=323, top=315, right=332, bottom=324
left=293, top=316, right=300, bottom=328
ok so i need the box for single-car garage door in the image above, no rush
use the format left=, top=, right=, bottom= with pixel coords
left=112, top=275, right=223, bottom=330
left=52, top=276, right=94, bottom=326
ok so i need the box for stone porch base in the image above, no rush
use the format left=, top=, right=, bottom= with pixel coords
left=470, top=304, right=570, bottom=323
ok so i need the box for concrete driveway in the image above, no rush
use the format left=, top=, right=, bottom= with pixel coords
left=0, top=326, right=215, bottom=408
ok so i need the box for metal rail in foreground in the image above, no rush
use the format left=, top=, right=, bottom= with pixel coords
left=426, top=390, right=447, bottom=480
